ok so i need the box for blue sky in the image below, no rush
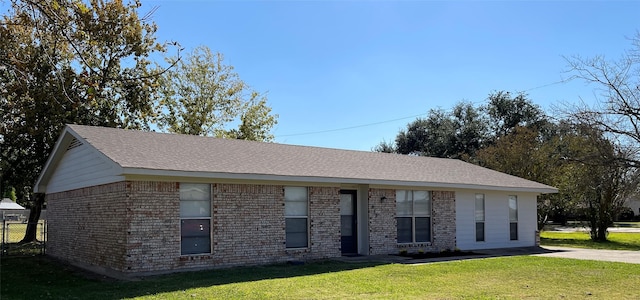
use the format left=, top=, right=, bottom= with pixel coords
left=146, top=1, right=638, bottom=151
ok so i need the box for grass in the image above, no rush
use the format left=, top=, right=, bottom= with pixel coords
left=540, top=231, right=640, bottom=251
left=1, top=255, right=640, bottom=299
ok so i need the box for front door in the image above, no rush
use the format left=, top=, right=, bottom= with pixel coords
left=340, top=190, right=357, bottom=255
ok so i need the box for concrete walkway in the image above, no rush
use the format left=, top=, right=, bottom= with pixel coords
left=533, top=246, right=640, bottom=264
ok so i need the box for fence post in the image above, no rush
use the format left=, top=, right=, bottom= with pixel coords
left=41, top=220, right=46, bottom=255
left=1, top=219, right=5, bottom=256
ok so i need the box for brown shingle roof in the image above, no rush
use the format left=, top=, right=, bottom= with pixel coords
left=66, top=124, right=557, bottom=193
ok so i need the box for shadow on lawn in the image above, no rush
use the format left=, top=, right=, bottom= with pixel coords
left=0, top=255, right=385, bottom=299
left=0, top=247, right=568, bottom=299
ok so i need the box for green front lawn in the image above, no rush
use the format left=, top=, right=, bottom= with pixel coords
left=2, top=255, right=639, bottom=299
left=540, top=231, right=640, bottom=251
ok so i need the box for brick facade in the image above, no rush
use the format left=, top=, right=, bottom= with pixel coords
left=431, top=191, right=456, bottom=251
left=125, top=181, right=180, bottom=272
left=307, top=186, right=341, bottom=259
left=47, top=181, right=344, bottom=275
left=367, top=188, right=397, bottom=255
left=47, top=182, right=457, bottom=276
left=47, top=182, right=130, bottom=272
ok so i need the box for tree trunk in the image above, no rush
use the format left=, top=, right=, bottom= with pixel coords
left=20, top=193, right=45, bottom=243
left=595, top=224, right=608, bottom=242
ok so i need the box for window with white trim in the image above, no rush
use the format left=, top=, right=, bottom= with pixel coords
left=475, top=194, right=485, bottom=242
left=396, top=190, right=431, bottom=243
left=285, top=187, right=308, bottom=248
left=180, top=183, right=211, bottom=255
left=509, top=195, right=518, bottom=240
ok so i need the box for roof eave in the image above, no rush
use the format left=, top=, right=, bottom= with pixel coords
left=121, top=167, right=559, bottom=194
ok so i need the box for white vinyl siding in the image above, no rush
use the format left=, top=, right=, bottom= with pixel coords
left=456, top=191, right=537, bottom=250
left=46, top=143, right=123, bottom=193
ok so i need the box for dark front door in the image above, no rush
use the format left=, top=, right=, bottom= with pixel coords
left=340, top=190, right=357, bottom=255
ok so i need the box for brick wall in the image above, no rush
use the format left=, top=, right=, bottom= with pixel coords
left=368, top=188, right=396, bottom=255
left=431, top=191, right=456, bottom=251
left=125, top=181, right=180, bottom=272
left=169, top=184, right=342, bottom=270
left=207, top=183, right=286, bottom=268
left=46, top=182, right=129, bottom=272
left=306, top=186, right=341, bottom=259
left=49, top=181, right=344, bottom=275
left=48, top=181, right=457, bottom=275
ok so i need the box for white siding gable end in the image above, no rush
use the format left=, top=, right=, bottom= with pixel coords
left=34, top=127, right=125, bottom=194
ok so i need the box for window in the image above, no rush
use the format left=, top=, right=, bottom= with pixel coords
left=180, top=183, right=211, bottom=255
left=475, top=194, right=485, bottom=242
left=396, top=190, right=431, bottom=243
left=509, top=195, right=518, bottom=240
left=285, top=187, right=308, bottom=248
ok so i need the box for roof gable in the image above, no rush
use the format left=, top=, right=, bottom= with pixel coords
left=34, top=126, right=122, bottom=193
left=36, top=125, right=558, bottom=193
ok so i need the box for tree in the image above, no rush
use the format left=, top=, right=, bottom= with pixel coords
left=372, top=140, right=395, bottom=153
left=474, top=126, right=549, bottom=184
left=564, top=32, right=640, bottom=240
left=557, top=125, right=638, bottom=241
left=387, top=102, right=489, bottom=158
left=484, top=91, right=546, bottom=139
left=155, top=46, right=278, bottom=141
left=3, top=187, right=17, bottom=201
left=377, top=92, right=547, bottom=158
left=565, top=32, right=640, bottom=167
left=0, top=0, right=177, bottom=242
left=394, top=108, right=455, bottom=156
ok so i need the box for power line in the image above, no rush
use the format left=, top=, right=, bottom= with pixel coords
left=522, top=79, right=567, bottom=92
left=277, top=113, right=427, bottom=137
left=277, top=80, right=569, bottom=138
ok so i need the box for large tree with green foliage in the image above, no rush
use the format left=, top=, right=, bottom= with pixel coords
left=0, top=0, right=178, bottom=242
left=375, top=91, right=544, bottom=158
left=375, top=101, right=488, bottom=158
left=485, top=91, right=546, bottom=139
left=155, top=46, right=278, bottom=141
left=554, top=125, right=637, bottom=241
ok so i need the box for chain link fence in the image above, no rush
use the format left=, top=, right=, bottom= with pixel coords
left=1, top=220, right=46, bottom=256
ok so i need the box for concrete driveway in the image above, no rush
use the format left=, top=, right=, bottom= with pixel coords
left=534, top=246, right=640, bottom=264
